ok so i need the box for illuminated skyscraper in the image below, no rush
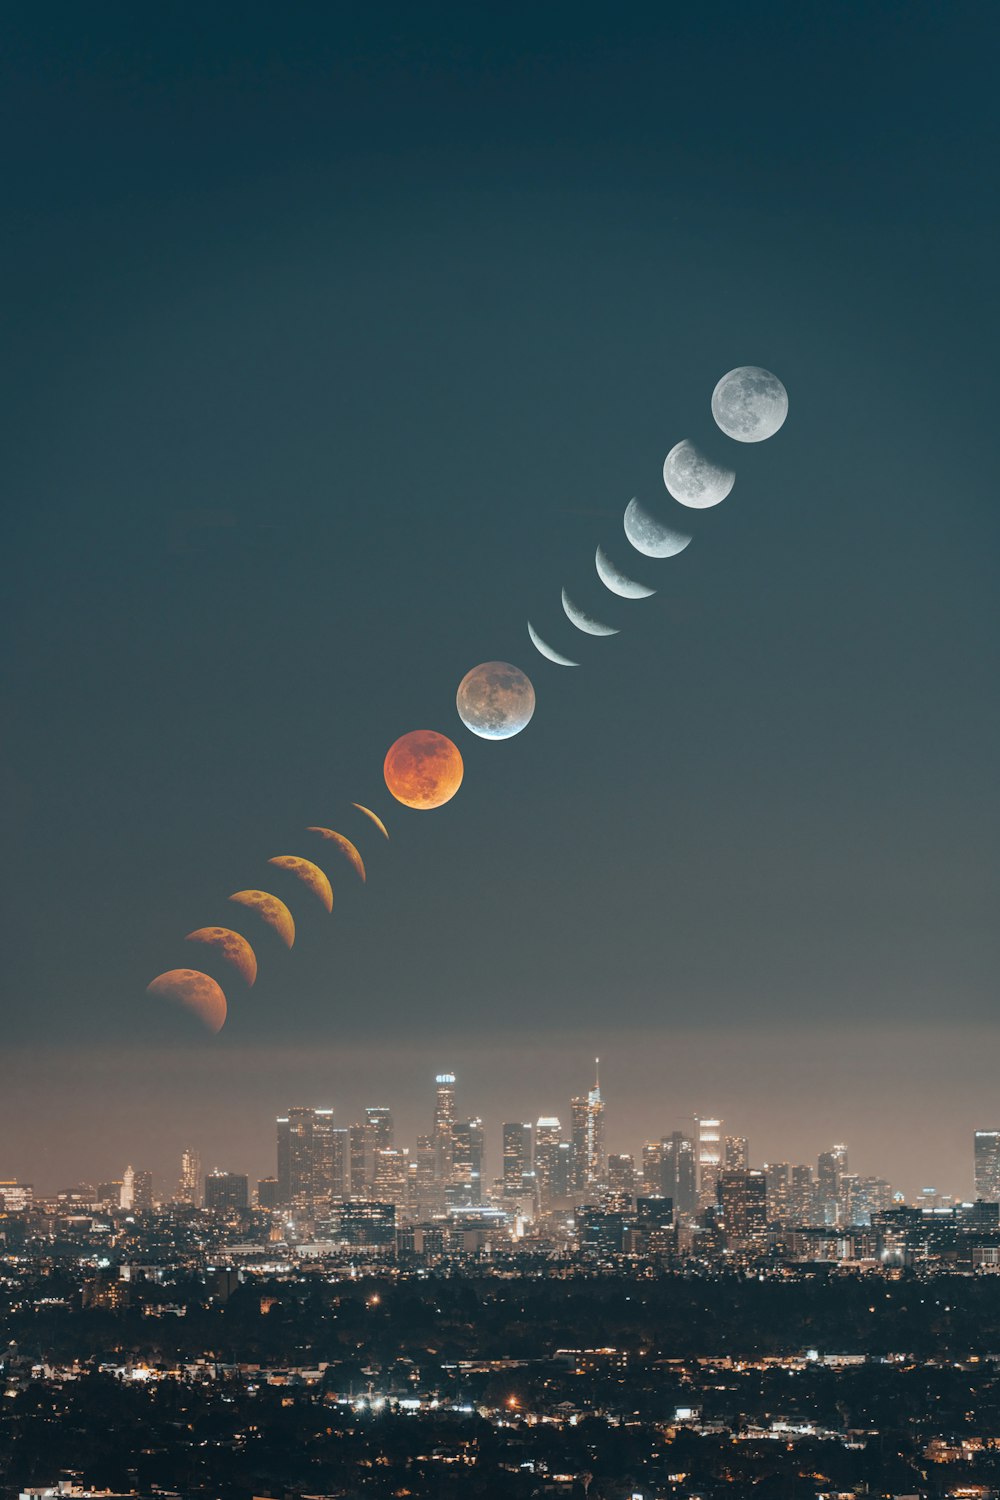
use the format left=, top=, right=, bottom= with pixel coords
left=606, top=1153, right=635, bottom=1207
left=120, top=1166, right=152, bottom=1213
left=718, top=1169, right=768, bottom=1244
left=817, top=1143, right=848, bottom=1225
left=764, top=1161, right=790, bottom=1222
left=974, top=1131, right=1000, bottom=1202
left=534, top=1117, right=564, bottom=1211
left=312, top=1111, right=347, bottom=1207
left=177, top=1148, right=201, bottom=1207
left=641, top=1141, right=664, bottom=1196
left=570, top=1061, right=606, bottom=1191
left=434, top=1073, right=457, bottom=1182
left=205, top=1171, right=249, bottom=1213
left=276, top=1116, right=291, bottom=1203
left=724, top=1135, right=749, bottom=1170
left=789, top=1164, right=815, bottom=1224
left=502, top=1123, right=532, bottom=1189
left=662, top=1132, right=697, bottom=1217
left=695, top=1116, right=722, bottom=1208
left=451, top=1118, right=485, bottom=1206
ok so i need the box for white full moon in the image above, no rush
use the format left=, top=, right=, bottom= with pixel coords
left=711, top=366, right=788, bottom=442
left=662, top=440, right=735, bottom=509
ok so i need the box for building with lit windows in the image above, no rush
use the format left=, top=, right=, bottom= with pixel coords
left=974, top=1130, right=1000, bottom=1202
left=204, top=1171, right=249, bottom=1213
left=695, top=1116, right=722, bottom=1208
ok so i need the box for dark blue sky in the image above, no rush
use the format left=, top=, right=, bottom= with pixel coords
left=2, top=3, right=997, bottom=1193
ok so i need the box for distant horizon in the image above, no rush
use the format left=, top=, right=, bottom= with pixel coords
left=7, top=1019, right=997, bottom=1202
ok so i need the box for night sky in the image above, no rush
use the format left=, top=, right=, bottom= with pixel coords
left=3, top=3, right=998, bottom=1196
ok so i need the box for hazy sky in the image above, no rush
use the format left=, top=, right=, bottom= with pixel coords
left=2, top=4, right=998, bottom=1197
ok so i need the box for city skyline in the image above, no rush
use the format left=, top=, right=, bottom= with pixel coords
left=7, top=1054, right=998, bottom=1208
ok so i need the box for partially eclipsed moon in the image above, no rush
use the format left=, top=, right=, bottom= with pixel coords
left=595, top=545, right=655, bottom=599
left=456, top=661, right=536, bottom=740
left=384, top=730, right=464, bottom=810
left=267, top=856, right=334, bottom=912
left=712, top=365, right=788, bottom=442
left=353, top=803, right=389, bottom=840
left=561, top=589, right=619, bottom=637
left=228, top=889, right=295, bottom=947
left=663, top=440, right=735, bottom=509
left=623, top=498, right=693, bottom=559
left=147, top=968, right=227, bottom=1034
left=527, top=621, right=579, bottom=667
left=306, top=829, right=366, bottom=883
left=185, top=927, right=258, bottom=986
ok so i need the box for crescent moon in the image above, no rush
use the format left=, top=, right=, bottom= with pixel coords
left=185, top=927, right=258, bottom=986
left=527, top=620, right=579, bottom=668
left=623, top=498, right=693, bottom=559
left=228, top=889, right=295, bottom=947
left=306, top=829, right=366, bottom=883
left=353, top=803, right=389, bottom=840
left=594, top=545, right=655, bottom=600
left=267, top=857, right=334, bottom=913
left=561, top=589, right=619, bottom=637
left=147, top=968, right=227, bottom=1034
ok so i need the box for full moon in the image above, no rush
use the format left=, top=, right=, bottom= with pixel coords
left=384, top=729, right=464, bottom=809
left=456, top=661, right=536, bottom=740
left=711, top=365, right=788, bottom=442
left=663, top=439, right=735, bottom=509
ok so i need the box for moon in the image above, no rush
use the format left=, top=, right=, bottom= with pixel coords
left=228, top=889, right=295, bottom=947
left=527, top=621, right=578, bottom=668
left=663, top=440, right=735, bottom=509
left=561, top=589, right=619, bottom=637
left=384, top=730, right=464, bottom=809
left=456, top=661, right=536, bottom=740
left=353, top=803, right=389, bottom=839
left=267, top=856, right=334, bottom=912
left=712, top=366, right=788, bottom=442
left=185, top=927, right=257, bottom=986
left=595, top=544, right=655, bottom=599
left=622, top=498, right=692, bottom=560
left=306, top=829, right=366, bottom=883
left=147, top=969, right=227, bottom=1034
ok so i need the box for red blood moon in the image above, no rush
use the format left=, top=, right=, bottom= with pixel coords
left=147, top=968, right=227, bottom=1034
left=383, top=730, right=464, bottom=810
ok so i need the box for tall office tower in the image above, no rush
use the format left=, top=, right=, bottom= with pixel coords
left=412, top=1134, right=437, bottom=1217
left=553, top=1140, right=576, bottom=1205
left=568, top=1064, right=606, bottom=1192
left=364, top=1107, right=394, bottom=1188
left=696, top=1116, right=723, bottom=1208
left=845, top=1175, right=893, bottom=1225
left=204, top=1171, right=249, bottom=1213
left=452, top=1119, right=485, bottom=1205
left=718, top=1169, right=768, bottom=1244
left=349, top=1123, right=368, bottom=1198
left=276, top=1116, right=291, bottom=1203
left=606, top=1153, right=635, bottom=1205
left=764, top=1162, right=790, bottom=1223
left=434, top=1073, right=457, bottom=1182
left=974, top=1131, right=1000, bottom=1202
left=120, top=1166, right=153, bottom=1213
left=373, top=1147, right=409, bottom=1209
left=177, top=1148, right=201, bottom=1207
left=817, top=1144, right=848, bottom=1226
left=287, top=1105, right=318, bottom=1209
left=662, top=1131, right=697, bottom=1217
left=312, top=1112, right=347, bottom=1208
left=534, top=1117, right=564, bottom=1211
left=724, top=1136, right=749, bottom=1170
left=257, top=1177, right=280, bottom=1210
left=641, top=1141, right=664, bottom=1196
left=502, top=1123, right=533, bottom=1198
left=789, top=1164, right=815, bottom=1224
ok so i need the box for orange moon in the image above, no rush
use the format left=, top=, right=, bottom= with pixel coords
left=353, top=802, right=390, bottom=840
left=267, top=856, right=334, bottom=913
left=147, top=968, right=227, bottom=1033
left=185, top=927, right=258, bottom=986
left=384, top=730, right=464, bottom=810
left=307, top=828, right=366, bottom=882
left=228, top=889, right=295, bottom=947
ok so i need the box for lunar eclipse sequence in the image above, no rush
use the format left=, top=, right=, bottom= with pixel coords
left=148, top=366, right=788, bottom=1034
